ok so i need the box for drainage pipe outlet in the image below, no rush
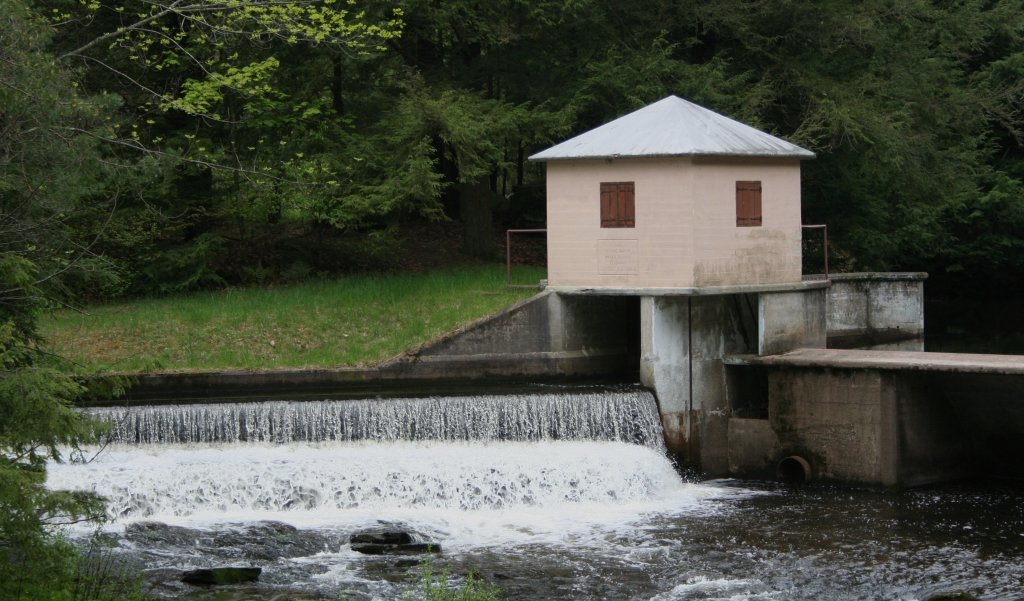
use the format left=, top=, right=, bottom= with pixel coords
left=777, top=455, right=813, bottom=484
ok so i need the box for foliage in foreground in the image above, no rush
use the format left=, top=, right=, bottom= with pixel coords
left=0, top=2, right=135, bottom=598
left=402, top=560, right=502, bottom=601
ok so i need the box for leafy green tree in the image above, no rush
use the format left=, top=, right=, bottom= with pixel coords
left=1, top=2, right=130, bottom=597
left=19, top=0, right=1024, bottom=294
left=31, top=0, right=414, bottom=291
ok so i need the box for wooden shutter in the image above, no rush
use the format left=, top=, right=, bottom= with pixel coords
left=736, top=181, right=762, bottom=227
left=600, top=182, right=635, bottom=228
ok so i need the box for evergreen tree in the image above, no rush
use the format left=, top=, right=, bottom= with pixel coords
left=1, top=2, right=130, bottom=597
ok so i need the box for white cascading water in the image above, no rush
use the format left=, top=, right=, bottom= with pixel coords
left=86, top=390, right=666, bottom=447
left=47, top=390, right=734, bottom=549
left=48, top=441, right=691, bottom=520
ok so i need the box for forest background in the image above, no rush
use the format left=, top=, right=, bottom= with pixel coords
left=5, top=0, right=1024, bottom=304
left=3, top=1, right=1024, bottom=597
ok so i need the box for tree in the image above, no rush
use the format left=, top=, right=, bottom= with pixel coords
left=26, top=0, right=417, bottom=291
left=1, top=2, right=129, bottom=597
left=678, top=0, right=1024, bottom=288
left=17, top=0, right=1024, bottom=295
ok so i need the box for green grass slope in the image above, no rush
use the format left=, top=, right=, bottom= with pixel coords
left=41, top=265, right=545, bottom=373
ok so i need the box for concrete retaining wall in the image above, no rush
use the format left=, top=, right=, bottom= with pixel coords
left=759, top=288, right=827, bottom=355
left=114, top=291, right=639, bottom=404
left=771, top=369, right=930, bottom=485
left=764, top=366, right=1015, bottom=486
left=826, top=272, right=927, bottom=350
left=412, top=291, right=638, bottom=372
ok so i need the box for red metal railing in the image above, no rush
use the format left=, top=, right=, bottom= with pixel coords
left=802, top=224, right=829, bottom=279
left=505, top=228, right=547, bottom=288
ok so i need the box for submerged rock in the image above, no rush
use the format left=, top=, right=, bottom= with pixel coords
left=126, top=521, right=197, bottom=547
left=348, top=525, right=441, bottom=555
left=209, top=521, right=335, bottom=561
left=350, top=542, right=442, bottom=555
left=350, top=528, right=413, bottom=546
left=181, top=567, right=262, bottom=586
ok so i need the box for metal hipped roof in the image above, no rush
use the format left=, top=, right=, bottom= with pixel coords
left=529, top=95, right=815, bottom=161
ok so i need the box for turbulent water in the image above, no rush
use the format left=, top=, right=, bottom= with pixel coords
left=48, top=389, right=1024, bottom=600
left=51, top=441, right=690, bottom=519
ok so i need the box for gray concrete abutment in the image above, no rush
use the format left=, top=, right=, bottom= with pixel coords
left=628, top=282, right=829, bottom=471
left=118, top=290, right=640, bottom=404
left=732, top=350, right=1024, bottom=485
left=825, top=272, right=927, bottom=350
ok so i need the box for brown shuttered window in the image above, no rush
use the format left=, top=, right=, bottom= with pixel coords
left=600, top=182, right=635, bottom=228
left=736, top=181, right=762, bottom=227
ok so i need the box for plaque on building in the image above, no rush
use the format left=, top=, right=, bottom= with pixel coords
left=598, top=239, right=639, bottom=275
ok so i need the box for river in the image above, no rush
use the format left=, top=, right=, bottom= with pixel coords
left=47, top=390, right=1024, bottom=600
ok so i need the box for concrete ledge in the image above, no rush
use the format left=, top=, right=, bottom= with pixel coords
left=728, top=348, right=1024, bottom=375
left=549, top=280, right=830, bottom=297
left=104, top=355, right=629, bottom=405
left=828, top=272, right=928, bottom=281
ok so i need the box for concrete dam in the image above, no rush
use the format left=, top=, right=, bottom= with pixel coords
left=116, top=272, right=1024, bottom=487
left=393, top=271, right=1024, bottom=486
left=110, top=96, right=1023, bottom=488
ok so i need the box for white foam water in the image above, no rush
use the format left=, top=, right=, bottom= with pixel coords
left=44, top=393, right=1024, bottom=600
left=50, top=392, right=757, bottom=553
left=47, top=440, right=735, bottom=550
left=47, top=392, right=769, bottom=599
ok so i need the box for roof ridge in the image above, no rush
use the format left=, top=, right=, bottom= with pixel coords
left=529, top=95, right=814, bottom=161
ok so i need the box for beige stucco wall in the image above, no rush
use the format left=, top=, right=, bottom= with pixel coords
left=546, top=158, right=694, bottom=288
left=691, top=158, right=803, bottom=287
left=545, top=156, right=803, bottom=289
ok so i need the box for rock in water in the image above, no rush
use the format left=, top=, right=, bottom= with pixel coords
left=348, top=526, right=441, bottom=555
left=350, top=542, right=442, bottom=555
left=349, top=528, right=413, bottom=546
left=181, top=567, right=262, bottom=586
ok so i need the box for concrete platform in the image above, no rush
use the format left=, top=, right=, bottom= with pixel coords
left=731, top=348, right=1024, bottom=375
left=548, top=279, right=830, bottom=297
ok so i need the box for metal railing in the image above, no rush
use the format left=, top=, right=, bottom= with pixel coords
left=802, top=224, right=829, bottom=279
left=505, top=228, right=547, bottom=288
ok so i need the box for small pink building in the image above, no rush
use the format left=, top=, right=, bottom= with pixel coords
left=530, top=96, right=814, bottom=291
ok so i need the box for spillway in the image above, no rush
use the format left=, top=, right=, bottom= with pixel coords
left=49, top=389, right=694, bottom=526
left=87, top=389, right=666, bottom=448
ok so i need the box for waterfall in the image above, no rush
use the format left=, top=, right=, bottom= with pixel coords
left=50, top=389, right=688, bottom=525
left=48, top=441, right=687, bottom=519
left=88, top=390, right=666, bottom=450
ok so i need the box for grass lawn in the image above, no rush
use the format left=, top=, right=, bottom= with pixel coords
left=40, top=265, right=546, bottom=373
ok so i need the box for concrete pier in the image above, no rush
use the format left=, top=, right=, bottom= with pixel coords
left=825, top=273, right=927, bottom=350
left=634, top=286, right=827, bottom=470
left=728, top=349, right=1024, bottom=485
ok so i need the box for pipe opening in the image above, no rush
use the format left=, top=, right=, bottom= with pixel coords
left=777, top=455, right=812, bottom=484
